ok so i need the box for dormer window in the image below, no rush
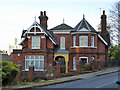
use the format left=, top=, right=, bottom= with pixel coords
left=60, top=37, right=65, bottom=49
left=73, top=36, right=76, bottom=47
left=32, top=36, right=40, bottom=49
left=91, top=36, right=94, bottom=47
left=79, top=36, right=88, bottom=47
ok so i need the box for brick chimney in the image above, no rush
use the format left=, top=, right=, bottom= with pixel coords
left=38, top=11, right=48, bottom=30
left=101, top=10, right=107, bottom=34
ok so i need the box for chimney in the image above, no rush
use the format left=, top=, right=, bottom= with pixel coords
left=38, top=11, right=48, bottom=30
left=101, top=10, right=107, bottom=34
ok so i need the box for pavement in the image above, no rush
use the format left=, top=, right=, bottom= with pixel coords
left=2, top=67, right=120, bottom=89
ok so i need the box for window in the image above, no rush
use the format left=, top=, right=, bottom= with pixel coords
left=32, top=36, right=40, bottom=49
left=79, top=57, right=88, bottom=64
left=79, top=36, right=88, bottom=47
left=25, top=55, right=44, bottom=71
left=60, top=37, right=65, bottom=49
left=73, top=36, right=76, bottom=47
left=91, top=36, right=94, bottom=47
left=73, top=57, right=77, bottom=70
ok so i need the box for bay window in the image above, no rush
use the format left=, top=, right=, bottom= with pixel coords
left=25, top=55, right=44, bottom=71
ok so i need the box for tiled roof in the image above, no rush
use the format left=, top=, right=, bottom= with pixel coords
left=74, top=18, right=97, bottom=33
left=50, top=23, right=73, bottom=30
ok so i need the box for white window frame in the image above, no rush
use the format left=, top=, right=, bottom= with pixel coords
left=79, top=36, right=88, bottom=47
left=60, top=37, right=65, bottom=49
left=73, top=36, right=76, bottom=47
left=25, top=55, right=44, bottom=71
left=32, top=36, right=40, bottom=49
left=73, top=57, right=77, bottom=70
left=79, top=57, right=88, bottom=64
left=91, top=36, right=94, bottom=47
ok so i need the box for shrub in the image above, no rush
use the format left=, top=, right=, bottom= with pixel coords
left=82, top=64, right=91, bottom=71
left=1, top=60, right=20, bottom=86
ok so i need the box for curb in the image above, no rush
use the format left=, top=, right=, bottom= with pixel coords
left=2, top=67, right=119, bottom=89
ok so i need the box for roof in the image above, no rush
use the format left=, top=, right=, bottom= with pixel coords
left=21, top=30, right=27, bottom=38
left=74, top=17, right=97, bottom=33
left=55, top=49, right=70, bottom=53
left=50, top=23, right=73, bottom=30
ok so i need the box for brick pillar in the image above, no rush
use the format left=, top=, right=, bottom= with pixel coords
left=28, top=66, right=34, bottom=82
left=77, top=60, right=81, bottom=73
left=17, top=66, right=22, bottom=82
left=56, top=62, right=60, bottom=77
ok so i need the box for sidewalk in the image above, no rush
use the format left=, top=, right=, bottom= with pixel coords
left=2, top=67, right=119, bottom=89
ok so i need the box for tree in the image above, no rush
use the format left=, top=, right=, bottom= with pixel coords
left=109, top=1, right=120, bottom=46
left=108, top=45, right=120, bottom=60
left=2, top=60, right=20, bottom=85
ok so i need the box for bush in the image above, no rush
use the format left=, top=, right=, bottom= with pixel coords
left=1, top=60, right=20, bottom=86
left=82, top=64, right=91, bottom=71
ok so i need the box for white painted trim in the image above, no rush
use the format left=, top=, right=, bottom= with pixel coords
left=77, top=19, right=83, bottom=31
left=71, top=32, right=96, bottom=34
left=19, top=38, right=26, bottom=45
left=98, top=34, right=108, bottom=46
left=71, top=46, right=97, bottom=48
left=79, top=57, right=88, bottom=64
left=51, top=29, right=73, bottom=31
left=84, top=20, right=91, bottom=31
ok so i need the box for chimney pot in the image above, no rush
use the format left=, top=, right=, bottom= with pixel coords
left=44, top=11, right=46, bottom=16
left=41, top=11, right=43, bottom=16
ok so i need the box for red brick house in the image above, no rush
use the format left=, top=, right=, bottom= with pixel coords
left=12, top=11, right=110, bottom=75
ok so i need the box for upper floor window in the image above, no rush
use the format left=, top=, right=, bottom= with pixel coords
left=91, top=36, right=94, bottom=47
left=79, top=36, right=88, bottom=47
left=60, top=37, right=65, bottom=49
left=73, top=36, right=76, bottom=47
left=32, top=36, right=40, bottom=49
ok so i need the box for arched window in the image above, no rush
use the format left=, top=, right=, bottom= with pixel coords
left=60, top=37, right=65, bottom=49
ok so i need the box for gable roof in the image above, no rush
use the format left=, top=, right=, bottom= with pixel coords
left=20, top=21, right=58, bottom=45
left=50, top=23, right=73, bottom=30
left=74, top=17, right=97, bottom=33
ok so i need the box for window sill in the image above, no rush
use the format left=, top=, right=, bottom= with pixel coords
left=22, top=69, right=47, bottom=71
left=71, top=46, right=97, bottom=48
left=71, top=69, right=77, bottom=71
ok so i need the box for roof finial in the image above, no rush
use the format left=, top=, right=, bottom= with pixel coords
left=63, top=18, right=64, bottom=24
left=83, top=14, right=85, bottom=19
left=34, top=16, right=36, bottom=22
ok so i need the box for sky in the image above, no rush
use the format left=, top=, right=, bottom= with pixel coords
left=0, top=0, right=117, bottom=52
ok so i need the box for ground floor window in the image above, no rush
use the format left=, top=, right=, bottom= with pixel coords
left=79, top=57, right=88, bottom=64
left=25, top=55, right=44, bottom=71
left=73, top=57, right=77, bottom=70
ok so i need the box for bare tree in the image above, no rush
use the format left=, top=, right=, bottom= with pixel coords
left=109, top=1, right=120, bottom=47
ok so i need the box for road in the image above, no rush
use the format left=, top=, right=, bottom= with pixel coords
left=33, top=72, right=119, bottom=89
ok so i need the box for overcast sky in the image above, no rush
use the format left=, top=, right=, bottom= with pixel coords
left=0, top=0, right=117, bottom=52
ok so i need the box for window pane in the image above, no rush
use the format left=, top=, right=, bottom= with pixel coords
left=60, top=37, right=65, bottom=49
left=91, top=36, right=94, bottom=47
left=73, top=57, right=76, bottom=70
left=26, top=56, right=30, bottom=59
left=31, top=56, right=34, bottom=59
left=32, top=36, right=40, bottom=49
left=26, top=61, right=29, bottom=69
left=73, top=36, right=76, bottom=47
left=80, top=36, right=88, bottom=46
left=35, top=56, right=39, bottom=59
left=40, top=56, right=44, bottom=59
left=35, top=60, right=39, bottom=69
left=40, top=60, right=44, bottom=69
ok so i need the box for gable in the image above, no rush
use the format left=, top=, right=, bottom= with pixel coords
left=21, top=21, right=58, bottom=45
left=79, top=28, right=89, bottom=31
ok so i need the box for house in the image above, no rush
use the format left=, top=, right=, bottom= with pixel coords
left=12, top=10, right=110, bottom=75
left=0, top=50, right=13, bottom=64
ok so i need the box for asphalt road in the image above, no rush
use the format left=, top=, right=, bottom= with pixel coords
left=34, top=72, right=119, bottom=89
